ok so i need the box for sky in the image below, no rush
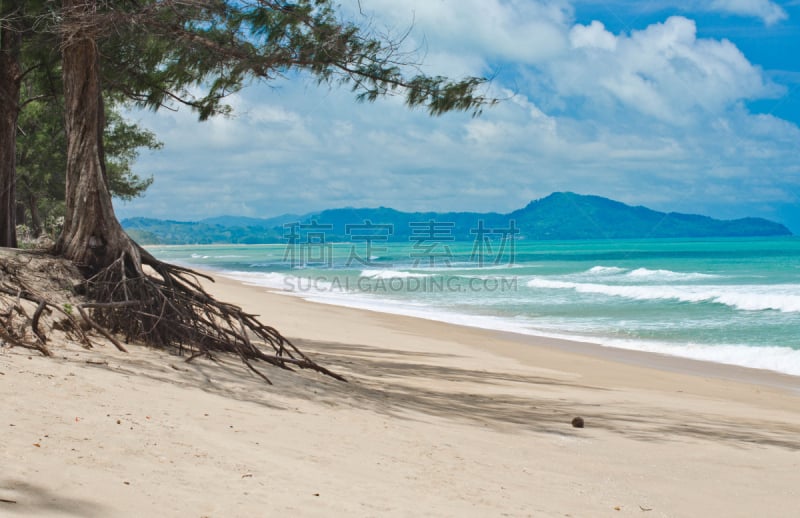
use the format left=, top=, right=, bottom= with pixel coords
left=118, top=0, right=800, bottom=234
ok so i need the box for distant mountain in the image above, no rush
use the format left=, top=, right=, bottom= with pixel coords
left=200, top=213, right=307, bottom=229
left=122, top=218, right=286, bottom=245
left=122, top=192, right=792, bottom=245
left=508, top=192, right=792, bottom=239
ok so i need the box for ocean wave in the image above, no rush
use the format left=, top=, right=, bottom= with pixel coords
left=600, top=339, right=800, bottom=377
left=404, top=263, right=531, bottom=272
left=626, top=267, right=718, bottom=281
left=586, top=266, right=627, bottom=276
left=526, top=278, right=800, bottom=313
left=248, top=262, right=291, bottom=269
left=220, top=271, right=295, bottom=290
left=360, top=269, right=432, bottom=280
left=220, top=271, right=344, bottom=293
left=214, top=269, right=800, bottom=377
left=712, top=292, right=800, bottom=313
left=259, top=280, right=800, bottom=377
left=574, top=265, right=717, bottom=282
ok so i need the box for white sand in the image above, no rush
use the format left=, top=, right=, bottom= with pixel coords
left=2, top=272, right=800, bottom=517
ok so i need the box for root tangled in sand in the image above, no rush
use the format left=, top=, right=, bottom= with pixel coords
left=0, top=249, right=91, bottom=357
left=0, top=248, right=344, bottom=383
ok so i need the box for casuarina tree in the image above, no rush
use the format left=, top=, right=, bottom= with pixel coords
left=4, top=0, right=495, bottom=381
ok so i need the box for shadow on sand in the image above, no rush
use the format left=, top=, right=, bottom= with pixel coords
left=81, top=337, right=800, bottom=452
left=0, top=479, right=110, bottom=517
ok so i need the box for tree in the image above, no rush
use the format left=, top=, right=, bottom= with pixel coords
left=2, top=1, right=159, bottom=242
left=1, top=1, right=63, bottom=243
left=15, top=92, right=64, bottom=238
left=59, top=0, right=492, bottom=265
left=103, top=104, right=159, bottom=202
left=0, top=0, right=24, bottom=247
left=16, top=91, right=160, bottom=237
left=6, top=0, right=495, bottom=380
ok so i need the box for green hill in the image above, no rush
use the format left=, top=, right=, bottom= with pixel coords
left=122, top=192, right=792, bottom=244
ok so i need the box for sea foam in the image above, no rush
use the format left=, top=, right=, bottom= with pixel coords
left=526, top=278, right=800, bottom=313
left=213, top=267, right=800, bottom=377
left=575, top=265, right=717, bottom=281
left=360, top=269, right=432, bottom=280
left=625, top=267, right=718, bottom=281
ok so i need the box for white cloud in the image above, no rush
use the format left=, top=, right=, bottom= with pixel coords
left=344, top=0, right=573, bottom=71
left=547, top=16, right=781, bottom=124
left=116, top=2, right=800, bottom=232
left=570, top=20, right=617, bottom=50
left=708, top=0, right=788, bottom=25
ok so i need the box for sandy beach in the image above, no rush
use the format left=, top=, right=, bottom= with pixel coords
left=2, top=271, right=800, bottom=517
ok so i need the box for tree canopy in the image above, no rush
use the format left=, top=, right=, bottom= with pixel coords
left=93, top=0, right=495, bottom=119
left=0, top=0, right=497, bottom=380
left=16, top=88, right=161, bottom=237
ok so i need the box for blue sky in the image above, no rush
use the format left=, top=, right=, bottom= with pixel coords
left=118, top=0, right=800, bottom=233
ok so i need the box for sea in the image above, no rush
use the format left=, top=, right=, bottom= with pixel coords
left=148, top=236, right=800, bottom=377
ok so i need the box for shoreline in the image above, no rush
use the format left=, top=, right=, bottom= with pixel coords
left=198, top=272, right=800, bottom=420
left=4, top=268, right=800, bottom=516
left=212, top=269, right=800, bottom=395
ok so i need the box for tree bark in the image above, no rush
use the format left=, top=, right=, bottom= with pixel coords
left=57, top=0, right=137, bottom=271
left=0, top=1, right=22, bottom=248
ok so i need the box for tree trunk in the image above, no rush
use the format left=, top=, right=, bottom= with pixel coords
left=0, top=1, right=22, bottom=248
left=57, top=0, right=138, bottom=271
left=12, top=1, right=342, bottom=383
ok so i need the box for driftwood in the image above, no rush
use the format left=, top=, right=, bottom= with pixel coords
left=0, top=250, right=344, bottom=383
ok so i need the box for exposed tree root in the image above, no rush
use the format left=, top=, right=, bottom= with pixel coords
left=1, top=250, right=92, bottom=356
left=1, top=248, right=345, bottom=383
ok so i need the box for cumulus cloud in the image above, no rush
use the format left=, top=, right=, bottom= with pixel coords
left=551, top=16, right=782, bottom=124
left=708, top=0, right=788, bottom=25
left=343, top=0, right=573, bottom=71
left=570, top=20, right=617, bottom=50
left=117, top=1, right=800, bottom=231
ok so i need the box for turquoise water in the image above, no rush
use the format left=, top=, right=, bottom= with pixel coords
left=149, top=237, right=800, bottom=376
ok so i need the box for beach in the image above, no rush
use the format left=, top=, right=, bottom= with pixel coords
left=2, top=271, right=800, bottom=517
